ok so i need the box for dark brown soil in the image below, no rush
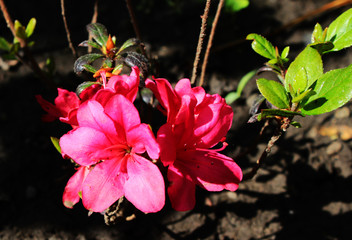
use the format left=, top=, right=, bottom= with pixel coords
left=1, top=0, right=352, bottom=239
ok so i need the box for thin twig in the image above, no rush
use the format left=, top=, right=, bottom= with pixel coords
left=191, top=0, right=211, bottom=85
left=125, top=0, right=146, bottom=56
left=88, top=0, right=99, bottom=53
left=60, top=0, right=77, bottom=58
left=198, top=0, right=224, bottom=87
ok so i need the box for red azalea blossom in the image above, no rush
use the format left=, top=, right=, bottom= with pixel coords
left=60, top=94, right=165, bottom=213
left=146, top=77, right=242, bottom=211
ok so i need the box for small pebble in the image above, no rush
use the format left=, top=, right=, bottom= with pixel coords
left=326, top=141, right=342, bottom=156
left=334, top=107, right=350, bottom=119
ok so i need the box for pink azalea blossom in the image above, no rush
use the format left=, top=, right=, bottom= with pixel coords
left=60, top=94, right=165, bottom=213
left=146, top=77, right=242, bottom=211
left=36, top=67, right=140, bottom=127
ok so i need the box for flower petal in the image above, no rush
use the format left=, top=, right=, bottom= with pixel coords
left=176, top=149, right=242, bottom=192
left=194, top=102, right=233, bottom=148
left=127, top=124, right=160, bottom=160
left=62, top=166, right=89, bottom=208
left=77, top=100, right=117, bottom=137
left=167, top=165, right=196, bottom=211
left=157, top=123, right=176, bottom=166
left=124, top=155, right=165, bottom=213
left=104, top=94, right=140, bottom=132
left=82, top=158, right=127, bottom=212
left=60, top=127, right=113, bottom=166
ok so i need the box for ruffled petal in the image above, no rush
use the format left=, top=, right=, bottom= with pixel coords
left=193, top=102, right=233, bottom=148
left=62, top=166, right=89, bottom=208
left=127, top=124, right=160, bottom=160
left=167, top=165, right=196, bottom=211
left=82, top=158, right=127, bottom=212
left=124, top=155, right=165, bottom=213
left=60, top=127, right=113, bottom=166
left=176, top=149, right=242, bottom=192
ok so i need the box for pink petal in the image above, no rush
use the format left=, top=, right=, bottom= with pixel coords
left=176, top=149, right=242, bottom=192
left=194, top=103, right=233, bottom=148
left=124, top=155, right=165, bottom=213
left=77, top=101, right=117, bottom=138
left=62, top=166, right=89, bottom=208
left=35, top=95, right=61, bottom=121
left=127, top=124, right=160, bottom=160
left=104, top=95, right=141, bottom=133
left=157, top=123, right=176, bottom=166
left=82, top=158, right=127, bottom=212
left=55, top=88, right=80, bottom=115
left=167, top=165, right=196, bottom=211
left=60, top=127, right=113, bottom=166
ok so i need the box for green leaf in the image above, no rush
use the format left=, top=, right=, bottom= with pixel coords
left=117, top=38, right=140, bottom=54
left=301, top=64, right=352, bottom=115
left=50, top=137, right=61, bottom=154
left=310, top=41, right=334, bottom=54
left=73, top=53, right=104, bottom=74
left=257, top=109, right=304, bottom=121
left=281, top=46, right=290, bottom=59
left=225, top=69, right=256, bottom=104
left=25, top=18, right=36, bottom=38
left=86, top=23, right=108, bottom=47
left=256, top=78, right=290, bottom=109
left=246, top=33, right=276, bottom=59
left=325, top=8, right=352, bottom=52
left=14, top=20, right=27, bottom=40
left=225, top=0, right=249, bottom=12
left=285, top=46, right=323, bottom=94
left=292, top=89, right=315, bottom=103
left=0, top=37, right=11, bottom=51
left=76, top=81, right=101, bottom=97
left=83, top=64, right=97, bottom=73
left=311, top=23, right=324, bottom=43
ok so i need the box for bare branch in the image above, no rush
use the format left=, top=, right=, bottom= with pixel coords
left=191, top=0, right=211, bottom=85
left=60, top=0, right=77, bottom=58
left=199, top=0, right=224, bottom=87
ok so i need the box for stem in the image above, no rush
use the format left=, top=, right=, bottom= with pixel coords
left=88, top=0, right=99, bottom=53
left=60, top=0, right=77, bottom=58
left=125, top=0, right=146, bottom=56
left=191, top=0, right=211, bottom=85
left=199, top=0, right=224, bottom=87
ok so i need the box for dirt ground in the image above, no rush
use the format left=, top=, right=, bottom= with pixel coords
left=1, top=0, right=352, bottom=239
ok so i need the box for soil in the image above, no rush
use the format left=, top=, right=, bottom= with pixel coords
left=1, top=0, right=352, bottom=239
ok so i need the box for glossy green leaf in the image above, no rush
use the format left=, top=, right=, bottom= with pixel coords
left=292, top=89, right=315, bottom=103
left=257, top=78, right=290, bottom=109
left=25, top=18, right=36, bottom=38
left=225, top=69, right=256, bottom=104
left=0, top=37, right=11, bottom=51
left=83, top=64, right=97, bottom=73
left=78, top=40, right=101, bottom=49
left=285, top=46, right=323, bottom=94
left=76, top=81, right=101, bottom=97
left=325, top=8, right=352, bottom=52
left=86, top=23, right=108, bottom=47
left=117, top=38, right=140, bottom=54
left=310, top=41, right=334, bottom=54
left=246, top=33, right=276, bottom=59
left=301, top=64, right=352, bottom=115
left=73, top=53, right=104, bottom=73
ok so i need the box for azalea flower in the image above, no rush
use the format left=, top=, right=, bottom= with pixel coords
left=36, top=67, right=140, bottom=127
left=146, top=78, right=242, bottom=211
left=60, top=94, right=165, bottom=213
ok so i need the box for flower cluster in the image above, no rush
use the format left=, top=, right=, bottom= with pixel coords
left=37, top=67, right=242, bottom=214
